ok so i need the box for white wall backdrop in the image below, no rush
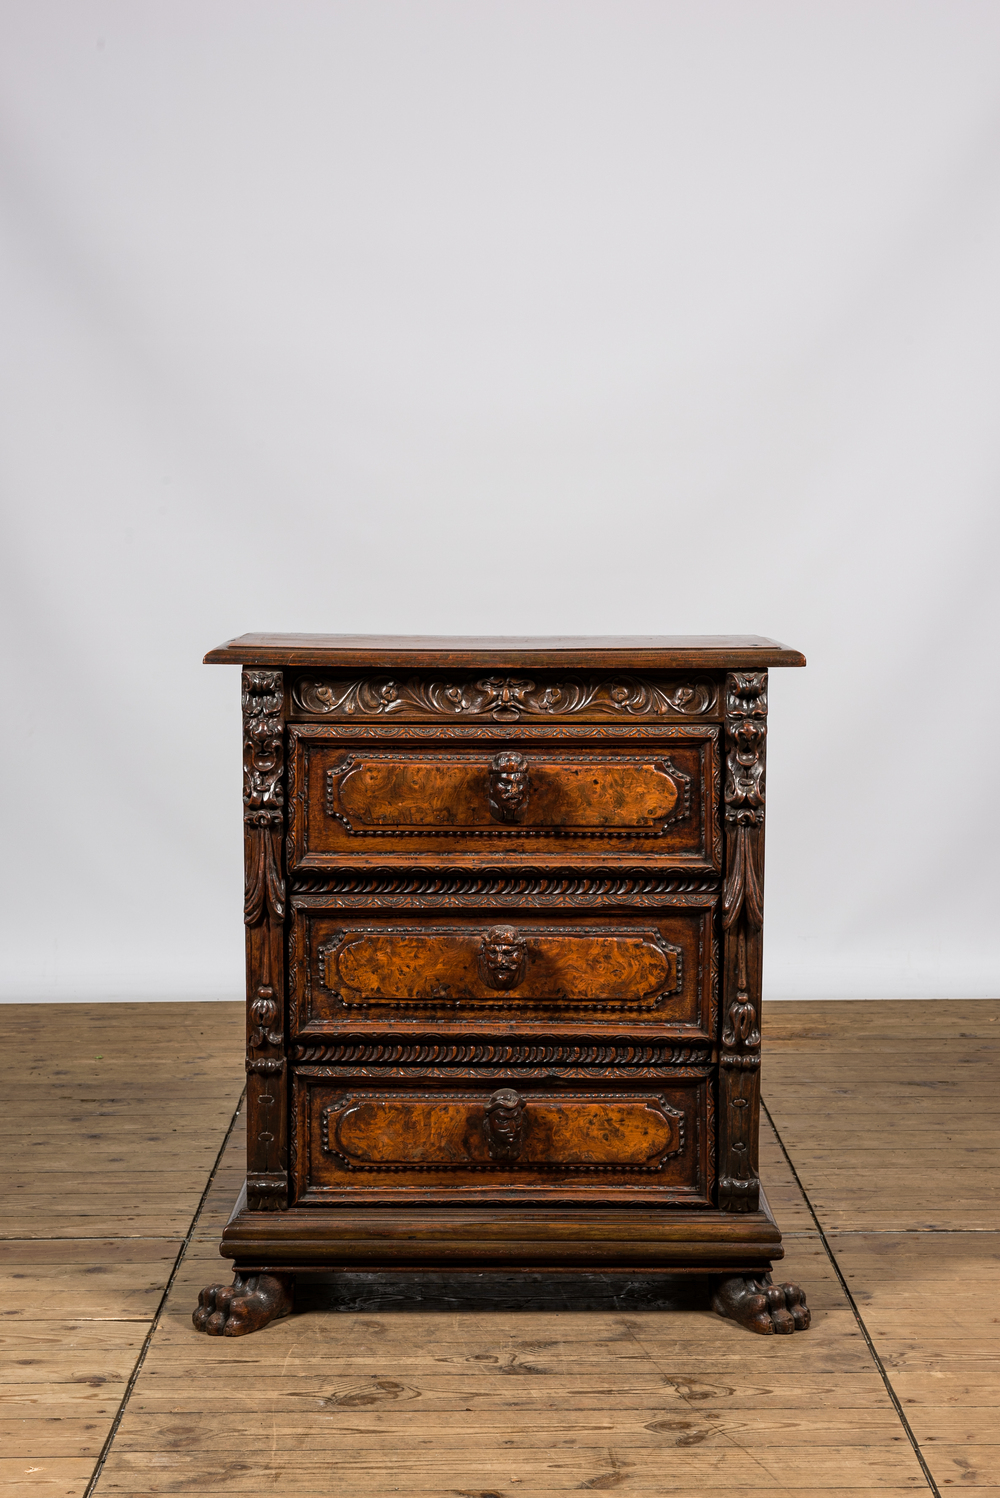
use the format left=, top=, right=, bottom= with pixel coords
left=1, top=1, right=998, bottom=1001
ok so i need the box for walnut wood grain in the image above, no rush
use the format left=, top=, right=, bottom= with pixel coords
left=291, top=907, right=713, bottom=1035
left=319, top=923, right=680, bottom=1008
left=294, top=1077, right=708, bottom=1205
left=205, top=634, right=807, bottom=668
left=324, top=1089, right=681, bottom=1169
left=290, top=734, right=716, bottom=869
left=219, top=1193, right=784, bottom=1268
left=332, top=752, right=681, bottom=829
left=201, top=637, right=806, bottom=1338
left=292, top=672, right=721, bottom=721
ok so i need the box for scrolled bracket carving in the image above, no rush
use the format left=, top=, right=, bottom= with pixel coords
left=487, top=751, right=530, bottom=823
left=246, top=1173, right=288, bottom=1210
left=248, top=986, right=282, bottom=1048
left=721, top=928, right=760, bottom=1061
left=483, top=1088, right=527, bottom=1160
left=722, top=671, right=766, bottom=931
left=477, top=925, right=528, bottom=991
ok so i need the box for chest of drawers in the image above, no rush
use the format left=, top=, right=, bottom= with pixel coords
left=193, top=635, right=810, bottom=1338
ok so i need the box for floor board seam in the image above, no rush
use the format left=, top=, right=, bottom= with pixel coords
left=80, top=1086, right=246, bottom=1498
left=761, top=1098, right=942, bottom=1498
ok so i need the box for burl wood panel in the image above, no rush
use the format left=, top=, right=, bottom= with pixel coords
left=320, top=924, right=679, bottom=1008
left=293, top=1076, right=711, bottom=1205
left=288, top=730, right=718, bottom=869
left=290, top=906, right=715, bottom=1038
left=336, top=755, right=681, bottom=827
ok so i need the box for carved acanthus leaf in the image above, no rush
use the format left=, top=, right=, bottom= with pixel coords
left=720, top=928, right=760, bottom=1069
left=721, top=671, right=767, bottom=931
left=243, top=670, right=284, bottom=813
left=242, top=669, right=285, bottom=924
left=293, top=673, right=718, bottom=721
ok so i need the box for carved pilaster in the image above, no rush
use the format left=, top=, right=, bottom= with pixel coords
left=718, top=671, right=766, bottom=1212
left=721, top=672, right=766, bottom=931
left=242, top=669, right=288, bottom=1210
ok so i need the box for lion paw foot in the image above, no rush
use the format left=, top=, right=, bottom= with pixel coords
left=192, top=1272, right=293, bottom=1337
left=713, top=1274, right=810, bottom=1335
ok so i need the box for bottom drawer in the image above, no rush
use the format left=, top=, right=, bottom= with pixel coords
left=292, top=1073, right=712, bottom=1206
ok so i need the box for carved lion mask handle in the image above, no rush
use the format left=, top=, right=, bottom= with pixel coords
left=487, top=751, right=530, bottom=823
left=478, top=925, right=528, bottom=992
left=483, top=1088, right=526, bottom=1160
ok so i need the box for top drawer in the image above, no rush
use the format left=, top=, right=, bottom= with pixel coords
left=288, top=726, right=720, bottom=870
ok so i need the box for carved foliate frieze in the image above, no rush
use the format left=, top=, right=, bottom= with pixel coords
left=721, top=671, right=766, bottom=931
left=293, top=673, right=719, bottom=722
left=294, top=721, right=717, bottom=739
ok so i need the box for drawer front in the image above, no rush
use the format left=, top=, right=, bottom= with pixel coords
left=288, top=729, right=719, bottom=869
left=290, top=905, right=715, bottom=1039
left=293, top=1076, right=712, bottom=1205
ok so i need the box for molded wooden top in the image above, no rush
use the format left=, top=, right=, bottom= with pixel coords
left=204, top=634, right=806, bottom=669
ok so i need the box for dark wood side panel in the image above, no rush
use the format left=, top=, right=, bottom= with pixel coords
left=719, top=671, right=767, bottom=1213
left=291, top=1074, right=712, bottom=1206
left=241, top=669, right=289, bottom=1211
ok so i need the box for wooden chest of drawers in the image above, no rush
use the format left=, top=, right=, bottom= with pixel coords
left=194, top=635, right=810, bottom=1338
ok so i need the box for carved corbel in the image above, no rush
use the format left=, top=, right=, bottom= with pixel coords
left=242, top=669, right=288, bottom=1210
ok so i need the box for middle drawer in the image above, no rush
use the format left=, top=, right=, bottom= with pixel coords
left=289, top=901, right=716, bottom=1042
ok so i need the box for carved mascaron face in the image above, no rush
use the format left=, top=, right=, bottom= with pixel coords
left=478, top=925, right=528, bottom=991
left=484, top=1088, right=525, bottom=1155
left=488, top=751, right=530, bottom=822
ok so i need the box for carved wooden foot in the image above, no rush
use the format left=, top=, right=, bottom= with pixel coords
left=713, top=1274, right=810, bottom=1335
left=192, top=1272, right=294, bottom=1337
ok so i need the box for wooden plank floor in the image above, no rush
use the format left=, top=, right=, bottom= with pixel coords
left=1, top=1000, right=996, bottom=1496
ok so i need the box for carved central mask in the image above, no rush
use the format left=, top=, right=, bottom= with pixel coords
left=478, top=925, right=528, bottom=991
left=487, top=751, right=530, bottom=822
